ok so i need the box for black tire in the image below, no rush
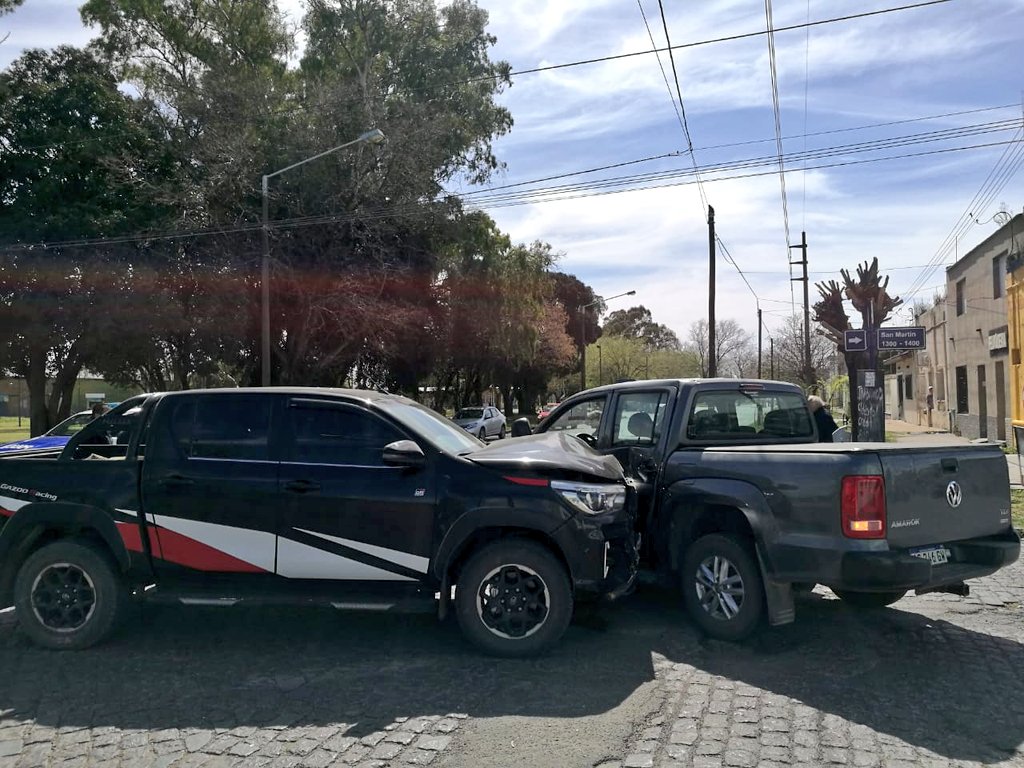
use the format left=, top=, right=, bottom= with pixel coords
left=831, top=588, right=906, bottom=609
left=499, top=424, right=506, bottom=439
left=478, top=427, right=487, bottom=441
left=681, top=533, right=765, bottom=641
left=455, top=540, right=573, bottom=657
left=14, top=539, right=126, bottom=650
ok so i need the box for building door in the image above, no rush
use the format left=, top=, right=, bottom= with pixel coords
left=977, top=365, right=988, bottom=439
left=995, top=361, right=1007, bottom=441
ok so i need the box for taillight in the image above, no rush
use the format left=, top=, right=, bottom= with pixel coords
left=841, top=476, right=886, bottom=539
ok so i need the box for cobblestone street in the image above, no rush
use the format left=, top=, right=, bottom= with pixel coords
left=1, top=557, right=1022, bottom=768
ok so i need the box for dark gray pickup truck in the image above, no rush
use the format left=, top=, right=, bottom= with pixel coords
left=516, top=378, right=1020, bottom=640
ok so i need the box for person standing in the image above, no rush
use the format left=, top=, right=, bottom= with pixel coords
left=926, top=386, right=934, bottom=428
left=807, top=395, right=838, bottom=443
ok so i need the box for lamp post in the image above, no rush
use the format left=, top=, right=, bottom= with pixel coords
left=596, top=344, right=603, bottom=386
left=260, top=128, right=386, bottom=386
left=579, top=289, right=635, bottom=390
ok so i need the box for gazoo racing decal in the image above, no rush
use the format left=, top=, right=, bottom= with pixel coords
left=0, top=484, right=58, bottom=517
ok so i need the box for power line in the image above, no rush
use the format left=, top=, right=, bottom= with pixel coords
left=5, top=132, right=1018, bottom=254
left=636, top=0, right=687, bottom=143
left=497, top=1, right=954, bottom=83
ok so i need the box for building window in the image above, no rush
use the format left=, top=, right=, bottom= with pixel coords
left=904, top=374, right=913, bottom=399
left=956, top=279, right=966, bottom=316
left=955, top=366, right=969, bottom=413
left=993, top=253, right=1006, bottom=299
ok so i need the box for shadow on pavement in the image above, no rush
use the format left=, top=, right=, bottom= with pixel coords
left=0, top=588, right=1021, bottom=764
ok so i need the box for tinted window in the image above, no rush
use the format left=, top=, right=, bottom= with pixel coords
left=612, top=391, right=669, bottom=446
left=456, top=407, right=484, bottom=419
left=287, top=403, right=403, bottom=466
left=191, top=396, right=272, bottom=461
left=686, top=390, right=813, bottom=441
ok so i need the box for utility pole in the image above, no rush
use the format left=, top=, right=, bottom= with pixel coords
left=708, top=205, right=717, bottom=377
left=770, top=337, right=775, bottom=379
left=789, top=231, right=810, bottom=385
left=757, top=307, right=763, bottom=378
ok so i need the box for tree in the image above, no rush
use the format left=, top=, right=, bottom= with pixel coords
left=685, top=319, right=752, bottom=377
left=0, top=47, right=175, bottom=433
left=768, top=314, right=836, bottom=387
left=602, top=305, right=681, bottom=351
left=813, top=257, right=902, bottom=439
left=586, top=337, right=698, bottom=386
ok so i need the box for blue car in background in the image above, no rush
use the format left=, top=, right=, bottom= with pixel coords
left=0, top=402, right=124, bottom=454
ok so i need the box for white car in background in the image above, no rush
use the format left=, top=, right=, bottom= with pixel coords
left=452, top=406, right=507, bottom=440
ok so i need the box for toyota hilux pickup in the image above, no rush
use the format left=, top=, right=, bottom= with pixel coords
left=0, top=388, right=637, bottom=656
left=515, top=378, right=1020, bottom=640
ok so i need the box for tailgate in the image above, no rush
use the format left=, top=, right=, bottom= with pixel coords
left=882, top=445, right=1010, bottom=548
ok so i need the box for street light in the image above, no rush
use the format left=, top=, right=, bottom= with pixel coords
left=260, top=128, right=387, bottom=386
left=579, top=289, right=635, bottom=390
left=596, top=344, right=603, bottom=386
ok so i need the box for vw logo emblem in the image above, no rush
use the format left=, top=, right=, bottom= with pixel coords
left=946, top=480, right=963, bottom=508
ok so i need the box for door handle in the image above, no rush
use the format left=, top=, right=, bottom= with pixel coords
left=941, top=457, right=959, bottom=473
left=160, top=474, right=194, bottom=487
left=284, top=479, right=321, bottom=494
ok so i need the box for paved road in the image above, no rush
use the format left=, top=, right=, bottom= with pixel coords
left=0, top=559, right=1022, bottom=768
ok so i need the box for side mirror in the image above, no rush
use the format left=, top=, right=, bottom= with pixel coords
left=382, top=439, right=426, bottom=467
left=832, top=426, right=852, bottom=443
left=511, top=417, right=533, bottom=438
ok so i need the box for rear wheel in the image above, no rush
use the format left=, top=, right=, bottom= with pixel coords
left=14, top=539, right=126, bottom=650
left=681, top=533, right=764, bottom=641
left=831, top=588, right=906, bottom=608
left=499, top=424, right=506, bottom=439
left=455, top=540, right=572, bottom=657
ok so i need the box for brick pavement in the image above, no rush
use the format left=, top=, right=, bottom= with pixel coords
left=617, top=558, right=1024, bottom=768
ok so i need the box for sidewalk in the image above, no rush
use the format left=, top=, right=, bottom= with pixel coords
left=885, top=417, right=1024, bottom=488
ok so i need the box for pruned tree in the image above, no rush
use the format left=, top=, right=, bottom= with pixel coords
left=813, top=257, right=902, bottom=439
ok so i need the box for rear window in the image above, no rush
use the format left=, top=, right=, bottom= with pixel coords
left=686, top=390, right=814, bottom=441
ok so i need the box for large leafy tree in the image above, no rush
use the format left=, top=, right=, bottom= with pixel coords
left=0, top=46, right=175, bottom=433
left=602, top=305, right=681, bottom=351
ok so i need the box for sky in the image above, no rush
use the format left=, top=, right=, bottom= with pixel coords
left=2, top=0, right=1024, bottom=344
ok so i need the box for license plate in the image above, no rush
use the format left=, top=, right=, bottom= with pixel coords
left=910, top=545, right=950, bottom=566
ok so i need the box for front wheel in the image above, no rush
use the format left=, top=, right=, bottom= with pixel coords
left=478, top=427, right=487, bottom=441
left=455, top=540, right=573, bottom=657
left=14, top=539, right=127, bottom=650
left=831, top=588, right=906, bottom=608
left=681, top=533, right=765, bottom=641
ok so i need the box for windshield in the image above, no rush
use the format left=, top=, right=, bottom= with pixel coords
left=455, top=407, right=484, bottom=419
left=45, top=413, right=93, bottom=437
left=686, top=389, right=814, bottom=441
left=380, top=400, right=483, bottom=455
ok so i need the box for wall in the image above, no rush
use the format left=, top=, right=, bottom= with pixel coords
left=944, top=214, right=1021, bottom=441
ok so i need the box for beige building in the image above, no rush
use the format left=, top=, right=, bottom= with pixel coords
left=911, top=213, right=1021, bottom=441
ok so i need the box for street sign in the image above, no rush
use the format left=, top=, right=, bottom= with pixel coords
left=877, top=326, right=926, bottom=350
left=844, top=330, right=867, bottom=352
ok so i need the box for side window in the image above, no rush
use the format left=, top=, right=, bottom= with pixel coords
left=612, top=392, right=668, bottom=446
left=191, top=396, right=272, bottom=461
left=287, top=403, right=404, bottom=466
left=546, top=396, right=606, bottom=436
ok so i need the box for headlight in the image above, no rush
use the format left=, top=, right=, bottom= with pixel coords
left=550, top=480, right=626, bottom=516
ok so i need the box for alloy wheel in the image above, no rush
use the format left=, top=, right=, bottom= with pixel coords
left=694, top=554, right=745, bottom=621
left=476, top=564, right=550, bottom=639
left=30, top=562, right=97, bottom=632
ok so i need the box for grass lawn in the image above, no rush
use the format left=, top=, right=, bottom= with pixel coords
left=0, top=416, right=30, bottom=444
left=1010, top=488, right=1024, bottom=530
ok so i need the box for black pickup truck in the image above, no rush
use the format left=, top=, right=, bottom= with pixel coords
left=0, top=388, right=638, bottom=656
left=516, top=378, right=1021, bottom=640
